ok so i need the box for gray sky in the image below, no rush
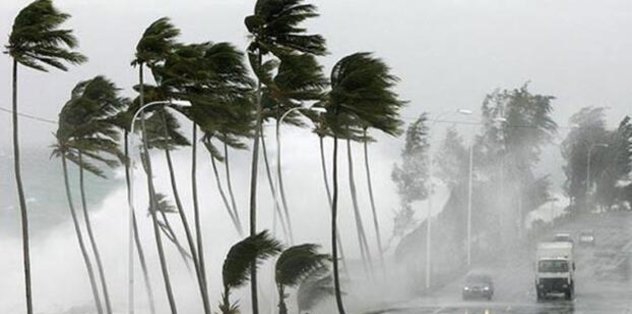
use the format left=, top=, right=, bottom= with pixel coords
left=1, top=0, right=632, bottom=148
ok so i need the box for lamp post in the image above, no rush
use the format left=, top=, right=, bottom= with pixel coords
left=425, top=108, right=471, bottom=289
left=128, top=99, right=191, bottom=314
left=586, top=143, right=608, bottom=203
left=274, top=106, right=326, bottom=243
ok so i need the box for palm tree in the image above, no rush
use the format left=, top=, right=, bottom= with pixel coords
left=275, top=244, right=329, bottom=314
left=132, top=17, right=181, bottom=314
left=245, top=1, right=326, bottom=310
left=52, top=76, right=126, bottom=314
left=68, top=77, right=126, bottom=314
left=6, top=1, right=86, bottom=311
left=322, top=53, right=405, bottom=314
left=219, top=230, right=282, bottom=314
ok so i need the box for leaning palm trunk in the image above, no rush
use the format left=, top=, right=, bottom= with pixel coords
left=248, top=60, right=263, bottom=314
left=346, top=139, right=373, bottom=276
left=191, top=124, right=211, bottom=313
left=210, top=153, right=242, bottom=235
left=12, top=59, right=33, bottom=314
left=62, top=154, right=104, bottom=314
left=124, top=132, right=157, bottom=314
left=156, top=111, right=202, bottom=273
left=275, top=120, right=294, bottom=244
left=362, top=129, right=385, bottom=276
left=318, top=136, right=348, bottom=274
left=260, top=130, right=290, bottom=242
left=331, top=136, right=346, bottom=314
left=139, top=65, right=178, bottom=314
left=78, top=152, right=113, bottom=314
left=223, top=140, right=242, bottom=229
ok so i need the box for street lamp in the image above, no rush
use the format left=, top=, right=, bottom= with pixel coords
left=586, top=143, right=609, bottom=199
left=425, top=108, right=471, bottom=289
left=274, top=105, right=327, bottom=244
left=127, top=99, right=191, bottom=314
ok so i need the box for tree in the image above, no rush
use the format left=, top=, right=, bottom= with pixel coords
left=244, top=1, right=326, bottom=312
left=219, top=231, right=282, bottom=314
left=477, top=84, right=557, bottom=243
left=275, top=244, right=329, bottom=314
left=5, top=1, right=87, bottom=311
left=435, top=127, right=468, bottom=188
left=322, top=52, right=404, bottom=314
left=58, top=76, right=125, bottom=314
left=391, top=114, right=430, bottom=242
left=132, top=17, right=181, bottom=314
left=52, top=76, right=126, bottom=314
left=561, top=107, right=609, bottom=212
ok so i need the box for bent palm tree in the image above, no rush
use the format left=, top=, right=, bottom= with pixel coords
left=245, top=1, right=326, bottom=311
left=6, top=1, right=86, bottom=311
left=322, top=53, right=404, bottom=314
left=220, top=231, right=282, bottom=314
left=68, top=77, right=125, bottom=314
left=132, top=17, right=182, bottom=313
left=275, top=244, right=329, bottom=314
left=52, top=76, right=126, bottom=314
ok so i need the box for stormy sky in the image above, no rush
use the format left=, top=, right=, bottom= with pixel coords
left=1, top=0, right=631, bottom=150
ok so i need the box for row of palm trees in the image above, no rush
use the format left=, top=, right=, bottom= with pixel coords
left=7, top=0, right=405, bottom=313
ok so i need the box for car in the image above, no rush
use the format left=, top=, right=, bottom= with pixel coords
left=462, top=273, right=494, bottom=300
left=579, top=230, right=596, bottom=246
left=553, top=232, right=574, bottom=245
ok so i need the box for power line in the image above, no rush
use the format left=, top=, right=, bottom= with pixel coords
left=0, top=106, right=57, bottom=125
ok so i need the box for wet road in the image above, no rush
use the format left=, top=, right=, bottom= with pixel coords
left=370, top=212, right=632, bottom=314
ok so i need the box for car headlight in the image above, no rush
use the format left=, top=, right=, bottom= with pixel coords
left=464, top=287, right=470, bottom=291
left=483, top=286, right=490, bottom=291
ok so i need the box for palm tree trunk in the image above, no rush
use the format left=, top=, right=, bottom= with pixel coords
left=331, top=136, right=346, bottom=314
left=191, top=123, right=211, bottom=314
left=249, top=52, right=263, bottom=314
left=275, top=120, right=294, bottom=244
left=346, top=139, right=373, bottom=276
left=140, top=65, right=178, bottom=314
left=12, top=59, right=33, bottom=314
left=124, top=132, right=157, bottom=314
left=209, top=150, right=242, bottom=235
left=362, top=130, right=385, bottom=276
left=62, top=154, right=104, bottom=314
left=319, top=136, right=348, bottom=274
left=156, top=112, right=210, bottom=305
left=260, top=130, right=290, bottom=242
left=78, top=152, right=113, bottom=314
left=223, top=140, right=242, bottom=229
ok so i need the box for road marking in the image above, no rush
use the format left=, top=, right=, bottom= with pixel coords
left=431, top=307, right=445, bottom=314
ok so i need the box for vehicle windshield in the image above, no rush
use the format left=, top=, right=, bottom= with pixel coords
left=465, top=275, right=491, bottom=284
left=539, top=260, right=569, bottom=273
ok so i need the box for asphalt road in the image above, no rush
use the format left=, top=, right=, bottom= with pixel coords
left=369, top=211, right=632, bottom=314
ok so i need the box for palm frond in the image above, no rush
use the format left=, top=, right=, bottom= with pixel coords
left=133, top=17, right=180, bottom=66
left=7, top=0, right=87, bottom=71
left=222, top=230, right=282, bottom=289
left=326, top=52, right=405, bottom=138
left=275, top=243, right=330, bottom=287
